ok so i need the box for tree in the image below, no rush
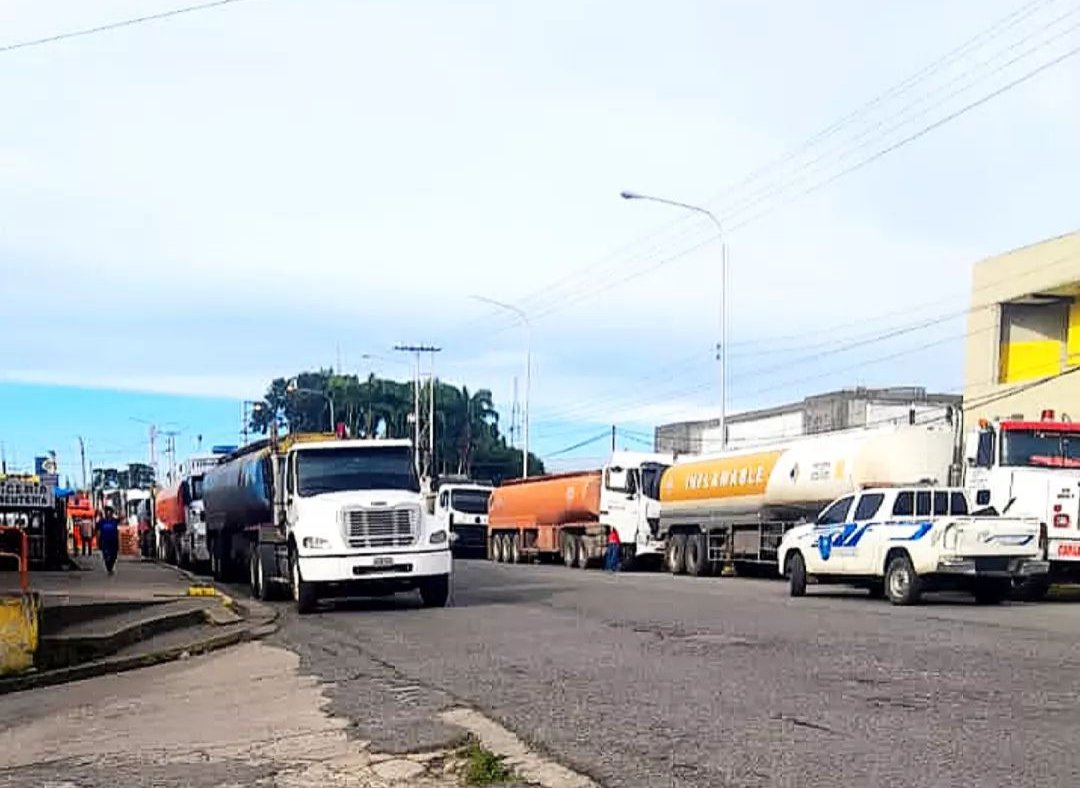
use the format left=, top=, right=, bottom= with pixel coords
left=248, top=369, right=544, bottom=482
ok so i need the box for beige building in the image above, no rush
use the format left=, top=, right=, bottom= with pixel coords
left=964, top=230, right=1080, bottom=423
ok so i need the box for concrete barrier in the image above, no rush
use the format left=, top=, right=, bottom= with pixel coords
left=0, top=593, right=40, bottom=675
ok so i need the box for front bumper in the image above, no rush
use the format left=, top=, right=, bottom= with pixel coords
left=299, top=548, right=452, bottom=583
left=935, top=556, right=1050, bottom=578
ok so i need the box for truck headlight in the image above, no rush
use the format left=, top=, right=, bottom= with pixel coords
left=430, top=530, right=448, bottom=545
left=302, top=536, right=331, bottom=549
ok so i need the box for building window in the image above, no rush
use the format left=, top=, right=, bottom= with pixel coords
left=998, top=300, right=1074, bottom=383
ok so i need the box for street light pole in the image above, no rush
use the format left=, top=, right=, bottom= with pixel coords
left=473, top=295, right=532, bottom=477
left=286, top=381, right=335, bottom=432
left=620, top=190, right=728, bottom=448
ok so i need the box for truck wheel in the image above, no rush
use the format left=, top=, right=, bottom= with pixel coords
left=209, top=538, right=222, bottom=581
left=491, top=534, right=504, bottom=563
left=885, top=554, right=922, bottom=605
left=290, top=549, right=317, bottom=614
left=419, top=574, right=451, bottom=607
left=1016, top=576, right=1050, bottom=602
left=561, top=534, right=576, bottom=567
left=684, top=533, right=708, bottom=577
left=508, top=534, right=521, bottom=564
left=788, top=552, right=807, bottom=597
left=666, top=534, right=687, bottom=575
left=574, top=536, right=589, bottom=569
left=973, top=578, right=1010, bottom=605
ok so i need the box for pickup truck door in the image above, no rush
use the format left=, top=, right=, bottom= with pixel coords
left=806, top=495, right=855, bottom=574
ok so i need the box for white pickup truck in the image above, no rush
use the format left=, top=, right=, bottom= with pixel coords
left=778, top=486, right=1049, bottom=605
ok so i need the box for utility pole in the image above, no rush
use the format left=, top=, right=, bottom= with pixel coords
left=611, top=425, right=616, bottom=453
left=394, top=344, right=442, bottom=480
left=77, top=436, right=88, bottom=491
left=510, top=376, right=519, bottom=450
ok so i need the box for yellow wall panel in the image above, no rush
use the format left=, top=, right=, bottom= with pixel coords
left=999, top=340, right=1061, bottom=383
left=1067, top=300, right=1080, bottom=367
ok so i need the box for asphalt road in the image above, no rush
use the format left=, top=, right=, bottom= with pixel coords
left=269, top=560, right=1080, bottom=788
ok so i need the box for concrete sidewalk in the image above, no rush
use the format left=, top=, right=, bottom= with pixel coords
left=0, top=556, right=277, bottom=692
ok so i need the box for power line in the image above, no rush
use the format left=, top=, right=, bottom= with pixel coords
left=0, top=0, right=253, bottom=54
left=543, top=430, right=612, bottom=458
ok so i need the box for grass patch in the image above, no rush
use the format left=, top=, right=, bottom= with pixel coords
left=461, top=736, right=514, bottom=785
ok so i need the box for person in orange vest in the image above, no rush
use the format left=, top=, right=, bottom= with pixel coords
left=604, top=527, right=621, bottom=572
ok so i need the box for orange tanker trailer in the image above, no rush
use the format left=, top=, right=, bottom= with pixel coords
left=487, top=471, right=608, bottom=567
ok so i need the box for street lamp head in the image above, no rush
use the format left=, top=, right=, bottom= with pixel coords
left=620, top=190, right=642, bottom=200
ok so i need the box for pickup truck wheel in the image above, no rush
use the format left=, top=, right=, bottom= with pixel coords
left=562, top=534, right=576, bottom=567
left=885, top=554, right=923, bottom=605
left=666, top=534, right=687, bottom=575
left=419, top=574, right=451, bottom=607
left=1016, top=576, right=1050, bottom=602
left=684, top=533, right=708, bottom=576
left=788, top=552, right=807, bottom=597
left=973, top=578, right=1011, bottom=605
left=290, top=549, right=317, bottom=614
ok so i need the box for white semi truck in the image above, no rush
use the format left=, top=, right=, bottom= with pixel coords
left=431, top=479, right=494, bottom=557
left=204, top=432, right=452, bottom=613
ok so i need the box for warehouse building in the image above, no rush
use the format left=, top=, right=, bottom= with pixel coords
left=964, top=230, right=1080, bottom=423
left=654, top=386, right=961, bottom=455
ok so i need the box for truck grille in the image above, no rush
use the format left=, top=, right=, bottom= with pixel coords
left=343, top=507, right=418, bottom=549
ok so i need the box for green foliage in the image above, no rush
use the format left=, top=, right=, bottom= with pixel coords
left=248, top=370, right=543, bottom=483
left=461, top=737, right=514, bottom=785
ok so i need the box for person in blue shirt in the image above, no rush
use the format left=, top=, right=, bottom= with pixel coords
left=96, top=507, right=120, bottom=575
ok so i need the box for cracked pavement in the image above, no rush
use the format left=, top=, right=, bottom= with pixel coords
left=271, top=560, right=1080, bottom=787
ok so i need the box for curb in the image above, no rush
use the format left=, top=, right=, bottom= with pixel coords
left=0, top=615, right=277, bottom=695
left=0, top=562, right=280, bottom=695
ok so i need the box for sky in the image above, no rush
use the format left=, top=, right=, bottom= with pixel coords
left=2, top=0, right=1079, bottom=478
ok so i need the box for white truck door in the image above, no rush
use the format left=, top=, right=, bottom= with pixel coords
left=806, top=495, right=855, bottom=574
left=845, top=491, right=889, bottom=575
left=602, top=466, right=636, bottom=545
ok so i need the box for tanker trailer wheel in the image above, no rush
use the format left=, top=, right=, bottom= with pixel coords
left=508, top=534, right=521, bottom=564
left=491, top=533, right=505, bottom=563
left=249, top=548, right=263, bottom=600
left=666, top=534, right=687, bottom=575
left=562, top=534, right=576, bottom=567
left=787, top=552, right=807, bottom=597
left=684, top=532, right=708, bottom=577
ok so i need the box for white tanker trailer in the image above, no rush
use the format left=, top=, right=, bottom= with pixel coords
left=657, top=423, right=957, bottom=575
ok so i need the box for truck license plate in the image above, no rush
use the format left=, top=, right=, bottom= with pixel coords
left=372, top=556, right=393, bottom=568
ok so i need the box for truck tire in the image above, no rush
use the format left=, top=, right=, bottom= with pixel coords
left=419, top=574, right=451, bottom=607
left=561, top=534, right=576, bottom=568
left=788, top=552, right=807, bottom=597
left=1016, top=575, right=1050, bottom=602
left=574, top=536, right=589, bottom=569
left=491, top=534, right=504, bottom=563
left=973, top=578, right=1010, bottom=605
left=209, top=537, right=223, bottom=581
left=684, top=532, right=708, bottom=577
left=290, top=548, right=318, bottom=614
left=508, top=534, right=521, bottom=564
left=666, top=534, right=687, bottom=575
left=885, top=553, right=923, bottom=606
left=249, top=548, right=263, bottom=599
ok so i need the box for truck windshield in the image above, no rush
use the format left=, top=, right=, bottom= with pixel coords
left=451, top=489, right=490, bottom=514
left=640, top=463, right=668, bottom=501
left=297, top=447, right=419, bottom=496
left=189, top=477, right=204, bottom=501
left=1000, top=430, right=1080, bottom=468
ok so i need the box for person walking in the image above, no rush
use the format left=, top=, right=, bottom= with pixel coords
left=604, top=526, right=621, bottom=572
left=96, top=507, right=120, bottom=575
left=79, top=517, right=94, bottom=556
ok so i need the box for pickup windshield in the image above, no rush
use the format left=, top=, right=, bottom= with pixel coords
left=296, top=447, right=419, bottom=497
left=1000, top=430, right=1080, bottom=468
left=451, top=489, right=490, bottom=514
